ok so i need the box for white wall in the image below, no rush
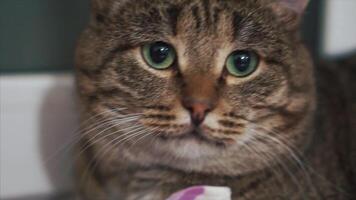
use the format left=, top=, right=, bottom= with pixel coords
left=0, top=74, right=76, bottom=199
left=322, top=0, right=356, bottom=57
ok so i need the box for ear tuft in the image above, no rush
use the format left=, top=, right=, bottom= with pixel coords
left=91, top=0, right=112, bottom=12
left=90, top=0, right=127, bottom=24
left=91, top=0, right=126, bottom=13
left=270, top=0, right=309, bottom=31
left=277, top=0, right=309, bottom=14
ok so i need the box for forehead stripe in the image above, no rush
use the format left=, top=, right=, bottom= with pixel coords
left=167, top=6, right=182, bottom=36
left=232, top=11, right=243, bottom=41
left=191, top=5, right=202, bottom=30
left=202, top=0, right=212, bottom=26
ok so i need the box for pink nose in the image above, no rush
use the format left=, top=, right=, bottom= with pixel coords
left=182, top=99, right=212, bottom=126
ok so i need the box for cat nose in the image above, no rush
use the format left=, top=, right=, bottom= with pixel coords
left=182, top=98, right=213, bottom=126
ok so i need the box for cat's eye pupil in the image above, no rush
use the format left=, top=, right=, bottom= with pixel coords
left=233, top=53, right=250, bottom=72
left=226, top=50, right=259, bottom=77
left=142, top=42, right=176, bottom=70
left=150, top=43, right=170, bottom=64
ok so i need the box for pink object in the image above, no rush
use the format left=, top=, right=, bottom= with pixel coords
left=167, top=186, right=231, bottom=200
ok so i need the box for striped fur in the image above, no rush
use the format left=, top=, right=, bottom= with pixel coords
left=74, top=0, right=355, bottom=199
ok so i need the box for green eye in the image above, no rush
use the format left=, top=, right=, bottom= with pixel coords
left=142, top=42, right=176, bottom=69
left=226, top=50, right=259, bottom=77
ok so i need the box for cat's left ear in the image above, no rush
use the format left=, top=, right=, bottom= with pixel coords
left=271, top=0, right=309, bottom=30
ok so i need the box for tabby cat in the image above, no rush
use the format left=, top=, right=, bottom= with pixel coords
left=74, top=0, right=356, bottom=199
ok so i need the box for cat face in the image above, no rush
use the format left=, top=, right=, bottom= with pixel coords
left=76, top=0, right=315, bottom=175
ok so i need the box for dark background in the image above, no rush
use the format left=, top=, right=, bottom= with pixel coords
left=0, top=0, right=89, bottom=73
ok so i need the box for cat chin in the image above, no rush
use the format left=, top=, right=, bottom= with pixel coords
left=164, top=137, right=221, bottom=159
left=118, top=128, right=283, bottom=175
left=140, top=130, right=239, bottom=163
left=146, top=141, right=264, bottom=176
left=119, top=135, right=271, bottom=176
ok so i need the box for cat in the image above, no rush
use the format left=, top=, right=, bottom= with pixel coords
left=74, top=0, right=356, bottom=199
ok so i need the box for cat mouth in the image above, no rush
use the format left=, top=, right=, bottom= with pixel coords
left=159, top=128, right=230, bottom=147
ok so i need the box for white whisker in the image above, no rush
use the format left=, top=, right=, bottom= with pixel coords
left=43, top=109, right=133, bottom=164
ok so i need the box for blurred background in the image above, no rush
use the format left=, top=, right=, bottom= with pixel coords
left=1, top=0, right=356, bottom=199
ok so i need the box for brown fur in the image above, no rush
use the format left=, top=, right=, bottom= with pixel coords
left=74, top=0, right=356, bottom=199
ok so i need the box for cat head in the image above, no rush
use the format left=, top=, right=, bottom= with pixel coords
left=76, top=0, right=315, bottom=175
